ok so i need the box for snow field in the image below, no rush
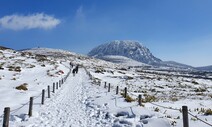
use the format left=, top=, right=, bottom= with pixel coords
left=1, top=48, right=212, bottom=127
left=88, top=67, right=212, bottom=127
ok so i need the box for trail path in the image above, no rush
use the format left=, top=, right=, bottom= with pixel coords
left=13, top=69, right=110, bottom=127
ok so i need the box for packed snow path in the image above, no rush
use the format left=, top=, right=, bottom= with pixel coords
left=13, top=68, right=110, bottom=127
left=33, top=69, right=88, bottom=127
left=7, top=68, right=172, bottom=127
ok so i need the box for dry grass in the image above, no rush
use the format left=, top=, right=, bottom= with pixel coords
left=120, top=92, right=135, bottom=102
left=15, top=83, right=28, bottom=91
left=7, top=66, right=21, bottom=72
left=194, top=88, right=206, bottom=92
left=204, top=109, right=212, bottom=115
left=125, top=95, right=135, bottom=102
left=142, top=95, right=157, bottom=103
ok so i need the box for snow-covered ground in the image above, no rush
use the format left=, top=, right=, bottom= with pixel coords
left=0, top=48, right=212, bottom=127
left=100, top=55, right=149, bottom=67
left=88, top=65, right=212, bottom=127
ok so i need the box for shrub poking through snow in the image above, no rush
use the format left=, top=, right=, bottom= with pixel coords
left=14, top=66, right=21, bottom=72
left=125, top=95, right=135, bottom=102
left=191, top=80, right=199, bottom=85
left=21, top=52, right=32, bottom=57
left=0, top=66, right=4, bottom=70
left=127, top=76, right=133, bottom=80
left=204, top=109, right=212, bottom=115
left=154, top=107, right=160, bottom=112
left=170, top=97, right=178, bottom=102
left=7, top=66, right=21, bottom=72
left=120, top=92, right=135, bottom=102
left=194, top=88, right=206, bottom=92
left=16, top=83, right=28, bottom=91
left=95, top=68, right=105, bottom=74
left=11, top=77, right=16, bottom=80
left=142, top=95, right=156, bottom=103
left=41, top=64, right=46, bottom=67
left=28, top=64, right=36, bottom=68
left=35, top=54, right=48, bottom=62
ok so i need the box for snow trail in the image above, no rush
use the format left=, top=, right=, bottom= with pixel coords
left=13, top=68, right=104, bottom=127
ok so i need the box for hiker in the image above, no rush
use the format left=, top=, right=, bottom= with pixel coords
left=69, top=62, right=73, bottom=68
left=75, top=65, right=79, bottom=74
left=72, top=68, right=76, bottom=76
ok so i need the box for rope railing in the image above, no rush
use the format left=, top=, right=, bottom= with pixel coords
left=1, top=66, right=72, bottom=126
left=188, top=112, right=212, bottom=126
left=149, top=102, right=180, bottom=111
left=77, top=69, right=212, bottom=127
left=147, top=99, right=212, bottom=126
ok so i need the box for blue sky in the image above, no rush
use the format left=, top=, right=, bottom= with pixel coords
left=0, top=0, right=212, bottom=67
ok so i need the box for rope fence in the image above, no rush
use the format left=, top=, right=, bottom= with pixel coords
left=4, top=68, right=209, bottom=127
left=1, top=66, right=72, bottom=127
left=149, top=102, right=212, bottom=126
left=87, top=70, right=212, bottom=127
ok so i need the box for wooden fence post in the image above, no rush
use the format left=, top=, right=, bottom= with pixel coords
left=182, top=106, right=189, bottom=127
left=104, top=82, right=106, bottom=88
left=28, top=97, right=33, bottom=117
left=138, top=94, right=142, bottom=106
left=41, top=89, right=45, bottom=105
left=116, top=86, right=119, bottom=95
left=108, top=83, right=110, bottom=92
left=3, top=107, right=10, bottom=127
left=124, top=87, right=127, bottom=98
left=48, top=85, right=50, bottom=98
left=53, top=83, right=55, bottom=93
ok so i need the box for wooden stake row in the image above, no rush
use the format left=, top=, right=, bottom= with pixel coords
left=103, top=81, right=189, bottom=127
left=2, top=75, right=69, bottom=127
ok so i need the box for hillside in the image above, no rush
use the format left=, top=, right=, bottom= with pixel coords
left=0, top=47, right=212, bottom=127
left=196, top=65, right=212, bottom=72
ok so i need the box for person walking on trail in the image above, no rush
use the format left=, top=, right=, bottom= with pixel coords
left=69, top=62, right=73, bottom=68
left=72, top=68, right=76, bottom=76
left=75, top=65, right=79, bottom=74
left=72, top=65, right=79, bottom=76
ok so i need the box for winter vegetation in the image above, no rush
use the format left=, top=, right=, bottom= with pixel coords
left=0, top=44, right=212, bottom=127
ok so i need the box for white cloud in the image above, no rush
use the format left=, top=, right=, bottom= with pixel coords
left=0, top=13, right=61, bottom=30
left=75, top=5, right=85, bottom=21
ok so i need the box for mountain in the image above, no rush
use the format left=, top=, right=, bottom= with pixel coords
left=0, top=46, right=11, bottom=50
left=88, top=40, right=197, bottom=70
left=88, top=40, right=161, bottom=65
left=162, top=61, right=195, bottom=70
left=196, top=65, right=212, bottom=72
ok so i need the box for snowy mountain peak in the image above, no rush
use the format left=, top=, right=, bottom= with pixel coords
left=88, top=40, right=161, bottom=65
